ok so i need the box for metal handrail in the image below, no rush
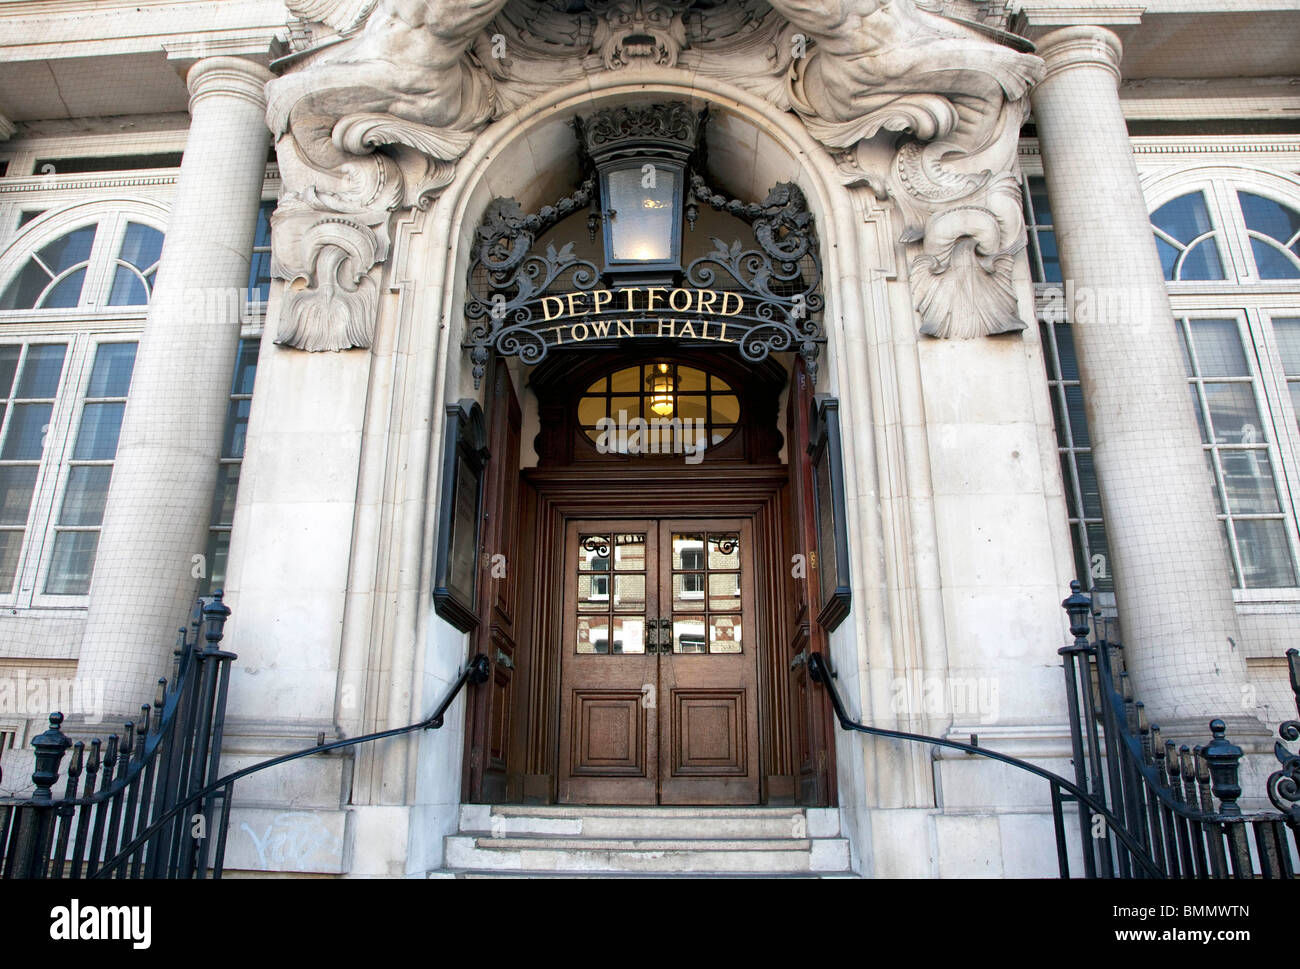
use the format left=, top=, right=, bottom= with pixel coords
left=807, top=650, right=1165, bottom=877
left=92, top=653, right=491, bottom=879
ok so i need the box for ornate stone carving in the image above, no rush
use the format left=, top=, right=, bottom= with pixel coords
left=764, top=0, right=1042, bottom=338
left=271, top=0, right=1042, bottom=350
left=267, top=0, right=509, bottom=350
left=590, top=0, right=691, bottom=69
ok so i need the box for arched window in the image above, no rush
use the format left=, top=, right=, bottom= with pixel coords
left=0, top=210, right=166, bottom=311
left=577, top=362, right=740, bottom=453
left=1148, top=172, right=1300, bottom=593
left=1151, top=191, right=1225, bottom=281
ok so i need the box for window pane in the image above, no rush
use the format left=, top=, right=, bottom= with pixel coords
left=1189, top=319, right=1248, bottom=376
left=2, top=403, right=53, bottom=459
left=1076, top=451, right=1103, bottom=519
left=1233, top=519, right=1296, bottom=588
left=1203, top=383, right=1263, bottom=445
left=210, top=463, right=240, bottom=527
left=246, top=252, right=272, bottom=303
left=1053, top=323, right=1079, bottom=380
left=16, top=344, right=66, bottom=398
left=1271, top=318, right=1300, bottom=374
left=231, top=339, right=259, bottom=395
left=0, top=466, right=37, bottom=526
left=222, top=398, right=251, bottom=459
left=1218, top=449, right=1281, bottom=514
left=605, top=166, right=676, bottom=262
left=87, top=343, right=137, bottom=398
left=45, top=531, right=100, bottom=595
left=1152, top=193, right=1214, bottom=244
left=1029, top=177, right=1052, bottom=225
left=1155, top=237, right=1179, bottom=280
left=0, top=260, right=53, bottom=310
left=117, top=222, right=164, bottom=271
left=204, top=529, right=231, bottom=593
left=1178, top=239, right=1225, bottom=281
left=42, top=268, right=90, bottom=308
left=59, top=466, right=112, bottom=526
left=1238, top=192, right=1300, bottom=245
left=38, top=226, right=96, bottom=273
left=0, top=530, right=21, bottom=593
left=1037, top=230, right=1062, bottom=283
left=73, top=402, right=125, bottom=460
left=1064, top=385, right=1089, bottom=447
left=1250, top=238, right=1300, bottom=280
left=107, top=266, right=149, bottom=306
left=0, top=346, right=19, bottom=397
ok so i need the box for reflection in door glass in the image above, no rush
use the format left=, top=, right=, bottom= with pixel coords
left=576, top=532, right=647, bottom=654
left=671, top=531, right=742, bottom=653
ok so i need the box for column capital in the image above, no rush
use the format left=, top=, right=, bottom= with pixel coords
left=187, top=56, right=273, bottom=114
left=1035, top=26, right=1124, bottom=84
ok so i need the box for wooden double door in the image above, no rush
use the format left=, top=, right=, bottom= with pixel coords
left=558, top=516, right=760, bottom=804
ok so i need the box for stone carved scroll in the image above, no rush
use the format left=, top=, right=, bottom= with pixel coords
left=271, top=0, right=1044, bottom=350
left=765, top=0, right=1043, bottom=338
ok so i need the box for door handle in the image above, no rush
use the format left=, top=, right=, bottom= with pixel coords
left=645, top=617, right=672, bottom=654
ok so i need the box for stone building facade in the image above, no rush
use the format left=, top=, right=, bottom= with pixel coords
left=0, top=0, right=1296, bottom=877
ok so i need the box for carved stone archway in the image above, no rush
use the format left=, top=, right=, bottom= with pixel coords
left=268, top=0, right=1043, bottom=352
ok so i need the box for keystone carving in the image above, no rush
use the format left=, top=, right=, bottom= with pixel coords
left=272, top=0, right=1042, bottom=350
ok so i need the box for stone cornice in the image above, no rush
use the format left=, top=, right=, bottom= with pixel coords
left=1019, top=137, right=1300, bottom=157
left=0, top=164, right=279, bottom=194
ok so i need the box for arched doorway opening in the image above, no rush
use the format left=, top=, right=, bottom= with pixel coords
left=456, top=99, right=839, bottom=807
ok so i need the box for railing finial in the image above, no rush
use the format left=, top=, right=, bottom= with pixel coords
left=202, top=589, right=232, bottom=650
left=1203, top=719, right=1244, bottom=817
left=30, top=712, right=72, bottom=801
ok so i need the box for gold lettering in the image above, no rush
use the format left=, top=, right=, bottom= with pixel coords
left=624, top=288, right=637, bottom=312
left=646, top=287, right=667, bottom=311
left=592, top=289, right=613, bottom=314
left=668, top=288, right=693, bottom=312
left=617, top=320, right=635, bottom=338
left=720, top=292, right=744, bottom=316
left=696, top=289, right=718, bottom=315
left=549, top=325, right=565, bottom=345
left=719, top=323, right=735, bottom=343
left=570, top=322, right=589, bottom=341
left=590, top=320, right=612, bottom=338
left=542, top=296, right=565, bottom=322
left=566, top=292, right=586, bottom=317
left=657, top=318, right=676, bottom=337
left=677, top=320, right=696, bottom=338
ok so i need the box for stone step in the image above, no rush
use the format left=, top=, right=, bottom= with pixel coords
left=458, top=804, right=839, bottom=840
left=457, top=801, right=842, bottom=837
left=430, top=870, right=834, bottom=879
left=443, top=833, right=852, bottom=874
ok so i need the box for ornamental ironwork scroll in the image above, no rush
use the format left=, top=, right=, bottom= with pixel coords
left=462, top=137, right=825, bottom=387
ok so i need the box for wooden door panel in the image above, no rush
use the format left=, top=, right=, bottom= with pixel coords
left=570, top=691, right=649, bottom=773
left=657, top=519, right=760, bottom=804
left=558, top=521, right=659, bottom=804
left=668, top=689, right=747, bottom=774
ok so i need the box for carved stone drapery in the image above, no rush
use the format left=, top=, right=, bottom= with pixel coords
left=270, top=0, right=1042, bottom=351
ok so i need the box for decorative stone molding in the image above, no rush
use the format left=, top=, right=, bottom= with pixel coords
left=0, top=114, right=15, bottom=142
left=269, top=0, right=1045, bottom=349
left=187, top=56, right=275, bottom=112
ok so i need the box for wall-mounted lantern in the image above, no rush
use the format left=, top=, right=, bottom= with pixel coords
left=579, top=103, right=702, bottom=285
left=433, top=399, right=489, bottom=633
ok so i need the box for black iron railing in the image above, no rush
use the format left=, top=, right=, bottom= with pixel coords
left=810, top=582, right=1300, bottom=878
left=0, top=594, right=490, bottom=879
left=1060, top=582, right=1298, bottom=878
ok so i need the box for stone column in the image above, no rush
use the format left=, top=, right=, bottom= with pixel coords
left=78, top=57, right=273, bottom=714
left=1030, top=27, right=1255, bottom=737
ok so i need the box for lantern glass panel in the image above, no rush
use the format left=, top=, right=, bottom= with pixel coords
left=605, top=166, right=678, bottom=263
